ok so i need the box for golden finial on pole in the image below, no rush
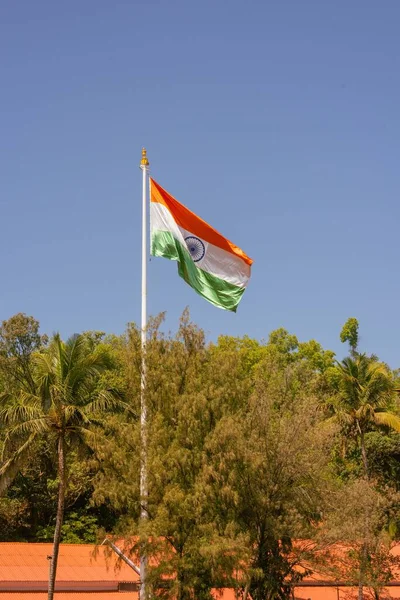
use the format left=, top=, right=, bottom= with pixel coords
left=140, top=147, right=149, bottom=167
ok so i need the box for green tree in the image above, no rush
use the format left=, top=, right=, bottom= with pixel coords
left=327, top=350, right=400, bottom=600
left=340, top=317, right=359, bottom=356
left=131, top=312, right=217, bottom=600
left=94, top=311, right=250, bottom=600
left=318, top=478, right=400, bottom=600
left=364, top=432, right=400, bottom=488
left=331, top=354, right=400, bottom=478
left=0, top=313, right=47, bottom=394
left=0, top=333, right=128, bottom=600
left=37, top=510, right=99, bottom=544
left=203, top=354, right=332, bottom=600
left=94, top=317, right=340, bottom=600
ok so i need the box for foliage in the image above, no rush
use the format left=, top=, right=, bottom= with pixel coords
left=317, top=478, right=400, bottom=598
left=203, top=354, right=332, bottom=600
left=0, top=313, right=48, bottom=394
left=329, top=353, right=400, bottom=477
left=37, top=511, right=99, bottom=544
left=0, top=331, right=128, bottom=600
left=340, top=317, right=359, bottom=355
left=0, top=312, right=399, bottom=600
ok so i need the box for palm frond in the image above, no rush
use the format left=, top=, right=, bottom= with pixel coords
left=373, top=411, right=400, bottom=432
left=48, top=333, right=67, bottom=382
left=336, top=354, right=394, bottom=414
left=4, top=417, right=50, bottom=441
left=63, top=404, right=90, bottom=427
left=34, top=352, right=56, bottom=405
left=66, top=354, right=109, bottom=398
left=0, top=331, right=126, bottom=477
left=0, top=392, right=14, bottom=407
left=83, top=389, right=132, bottom=416
left=355, top=404, right=375, bottom=421
left=67, top=425, right=106, bottom=452
left=0, top=433, right=37, bottom=495
left=330, top=409, right=354, bottom=428
left=0, top=399, right=43, bottom=427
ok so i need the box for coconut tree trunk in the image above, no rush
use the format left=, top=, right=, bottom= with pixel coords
left=242, top=578, right=251, bottom=600
left=48, top=434, right=66, bottom=600
left=356, top=422, right=369, bottom=479
left=360, top=432, right=369, bottom=479
left=358, top=543, right=368, bottom=600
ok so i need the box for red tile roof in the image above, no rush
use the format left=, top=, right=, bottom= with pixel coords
left=295, top=587, right=400, bottom=600
left=0, top=543, right=139, bottom=591
left=3, top=594, right=137, bottom=600
left=2, top=542, right=400, bottom=599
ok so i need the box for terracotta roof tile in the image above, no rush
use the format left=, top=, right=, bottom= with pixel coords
left=2, top=543, right=400, bottom=599
left=0, top=594, right=137, bottom=599
left=295, top=586, right=400, bottom=600
left=0, top=543, right=139, bottom=584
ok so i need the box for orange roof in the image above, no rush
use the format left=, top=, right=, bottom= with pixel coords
left=295, top=586, right=400, bottom=600
left=3, top=594, right=137, bottom=600
left=2, top=542, right=400, bottom=599
left=0, top=543, right=139, bottom=591
left=292, top=541, right=400, bottom=599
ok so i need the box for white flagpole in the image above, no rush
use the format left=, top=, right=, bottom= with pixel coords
left=139, top=147, right=149, bottom=600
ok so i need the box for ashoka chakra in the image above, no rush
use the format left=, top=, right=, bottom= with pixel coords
left=184, top=236, right=205, bottom=263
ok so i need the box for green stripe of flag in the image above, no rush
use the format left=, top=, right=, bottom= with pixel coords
left=151, top=230, right=245, bottom=312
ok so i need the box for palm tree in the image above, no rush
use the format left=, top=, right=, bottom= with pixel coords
left=333, top=353, right=400, bottom=477
left=330, top=353, right=400, bottom=600
left=0, top=333, right=129, bottom=600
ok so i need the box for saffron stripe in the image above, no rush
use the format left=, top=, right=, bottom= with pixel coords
left=150, top=178, right=253, bottom=266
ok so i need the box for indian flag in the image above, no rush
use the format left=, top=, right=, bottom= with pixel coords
left=150, top=178, right=253, bottom=312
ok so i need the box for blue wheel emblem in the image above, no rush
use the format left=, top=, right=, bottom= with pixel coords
left=184, top=236, right=205, bottom=262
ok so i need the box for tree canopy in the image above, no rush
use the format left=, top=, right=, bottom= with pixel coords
left=0, top=311, right=400, bottom=600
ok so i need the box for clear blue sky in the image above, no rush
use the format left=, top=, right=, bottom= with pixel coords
left=1, top=0, right=400, bottom=365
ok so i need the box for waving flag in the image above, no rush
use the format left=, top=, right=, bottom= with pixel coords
left=150, top=178, right=252, bottom=312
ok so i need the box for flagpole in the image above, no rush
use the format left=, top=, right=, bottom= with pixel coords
left=139, top=147, right=149, bottom=600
